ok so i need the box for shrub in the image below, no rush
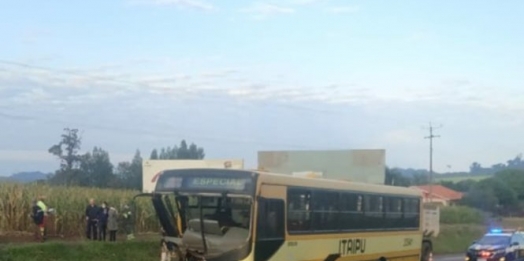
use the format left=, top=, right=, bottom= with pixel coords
left=440, top=205, right=484, bottom=225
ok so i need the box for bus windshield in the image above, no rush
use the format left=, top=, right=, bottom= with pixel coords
left=170, top=194, right=253, bottom=259
left=182, top=195, right=252, bottom=229
left=152, top=169, right=256, bottom=260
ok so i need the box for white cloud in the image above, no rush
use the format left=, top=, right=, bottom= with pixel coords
left=127, top=0, right=215, bottom=11
left=2, top=58, right=524, bottom=115
left=2, top=57, right=524, bottom=174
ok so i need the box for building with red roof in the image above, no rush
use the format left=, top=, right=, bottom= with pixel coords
left=410, top=185, right=464, bottom=206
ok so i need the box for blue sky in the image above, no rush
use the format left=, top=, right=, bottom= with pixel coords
left=1, top=0, right=524, bottom=175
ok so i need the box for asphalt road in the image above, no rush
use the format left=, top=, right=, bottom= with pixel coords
left=434, top=254, right=464, bottom=261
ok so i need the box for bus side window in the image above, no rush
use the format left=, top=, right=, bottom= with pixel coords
left=311, top=190, right=338, bottom=231
left=403, top=198, right=420, bottom=229
left=257, top=198, right=285, bottom=240
left=364, top=195, right=383, bottom=229
left=385, top=197, right=402, bottom=229
left=287, top=189, right=312, bottom=232
left=340, top=193, right=362, bottom=230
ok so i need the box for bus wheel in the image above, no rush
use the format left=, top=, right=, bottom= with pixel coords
left=379, top=256, right=387, bottom=261
left=421, top=241, right=433, bottom=261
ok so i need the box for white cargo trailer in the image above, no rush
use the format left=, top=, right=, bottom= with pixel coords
left=141, top=159, right=244, bottom=193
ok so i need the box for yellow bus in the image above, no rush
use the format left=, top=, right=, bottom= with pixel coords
left=143, top=168, right=432, bottom=261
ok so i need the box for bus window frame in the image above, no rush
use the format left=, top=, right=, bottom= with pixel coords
left=286, top=186, right=421, bottom=235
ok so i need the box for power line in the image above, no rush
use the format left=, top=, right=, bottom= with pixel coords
left=424, top=122, right=442, bottom=203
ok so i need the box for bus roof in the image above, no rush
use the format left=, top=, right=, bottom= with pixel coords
left=255, top=170, right=422, bottom=197
left=156, top=168, right=421, bottom=197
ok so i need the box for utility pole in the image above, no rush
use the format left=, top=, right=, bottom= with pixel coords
left=424, top=122, right=441, bottom=203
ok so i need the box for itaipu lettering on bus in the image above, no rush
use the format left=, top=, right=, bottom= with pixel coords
left=338, top=238, right=366, bottom=256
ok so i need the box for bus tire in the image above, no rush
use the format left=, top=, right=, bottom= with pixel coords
left=421, top=241, right=433, bottom=261
left=379, top=256, right=387, bottom=261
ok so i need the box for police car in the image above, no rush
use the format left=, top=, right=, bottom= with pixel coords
left=466, top=229, right=524, bottom=261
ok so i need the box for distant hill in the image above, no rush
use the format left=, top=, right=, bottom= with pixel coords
left=0, top=171, right=49, bottom=183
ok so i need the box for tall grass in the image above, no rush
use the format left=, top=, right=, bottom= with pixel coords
left=0, top=183, right=159, bottom=237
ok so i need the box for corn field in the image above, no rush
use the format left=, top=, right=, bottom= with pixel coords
left=0, top=183, right=160, bottom=237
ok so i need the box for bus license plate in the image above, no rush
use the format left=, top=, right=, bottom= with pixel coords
left=478, top=258, right=486, bottom=261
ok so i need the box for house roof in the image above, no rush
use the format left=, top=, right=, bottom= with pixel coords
left=410, top=185, right=463, bottom=201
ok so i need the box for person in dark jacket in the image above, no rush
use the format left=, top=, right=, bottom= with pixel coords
left=85, top=198, right=100, bottom=240
left=97, top=201, right=109, bottom=241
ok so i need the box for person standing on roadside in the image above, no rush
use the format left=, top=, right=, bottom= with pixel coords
left=122, top=204, right=135, bottom=240
left=97, top=201, right=109, bottom=241
left=107, top=203, right=119, bottom=242
left=85, top=198, right=100, bottom=240
left=36, top=196, right=48, bottom=242
left=30, top=199, right=44, bottom=242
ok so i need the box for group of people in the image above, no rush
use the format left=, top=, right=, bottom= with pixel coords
left=85, top=198, right=134, bottom=241
left=30, top=196, right=134, bottom=242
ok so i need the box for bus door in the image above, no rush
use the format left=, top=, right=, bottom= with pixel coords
left=255, top=184, right=286, bottom=261
left=131, top=193, right=180, bottom=237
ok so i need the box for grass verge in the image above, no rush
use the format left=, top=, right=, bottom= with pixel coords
left=1, top=229, right=476, bottom=260
left=2, top=219, right=522, bottom=259
left=0, top=240, right=160, bottom=261
left=432, top=225, right=485, bottom=254
left=432, top=216, right=524, bottom=254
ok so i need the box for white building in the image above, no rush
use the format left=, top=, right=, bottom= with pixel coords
left=257, top=149, right=386, bottom=184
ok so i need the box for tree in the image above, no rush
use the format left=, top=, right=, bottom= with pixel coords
left=469, top=162, right=482, bottom=173
left=151, top=140, right=205, bottom=160
left=439, top=179, right=477, bottom=192
left=478, top=178, right=517, bottom=208
left=150, top=149, right=158, bottom=160
left=48, top=128, right=82, bottom=171
left=116, top=150, right=143, bottom=190
left=454, top=179, right=477, bottom=192
left=494, top=169, right=524, bottom=200
left=461, top=175, right=518, bottom=214
left=467, top=153, right=524, bottom=175
left=507, top=154, right=523, bottom=169
left=411, top=173, right=429, bottom=185
left=48, top=128, right=83, bottom=185
left=385, top=167, right=411, bottom=187
left=462, top=185, right=498, bottom=212
left=79, top=147, right=115, bottom=188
